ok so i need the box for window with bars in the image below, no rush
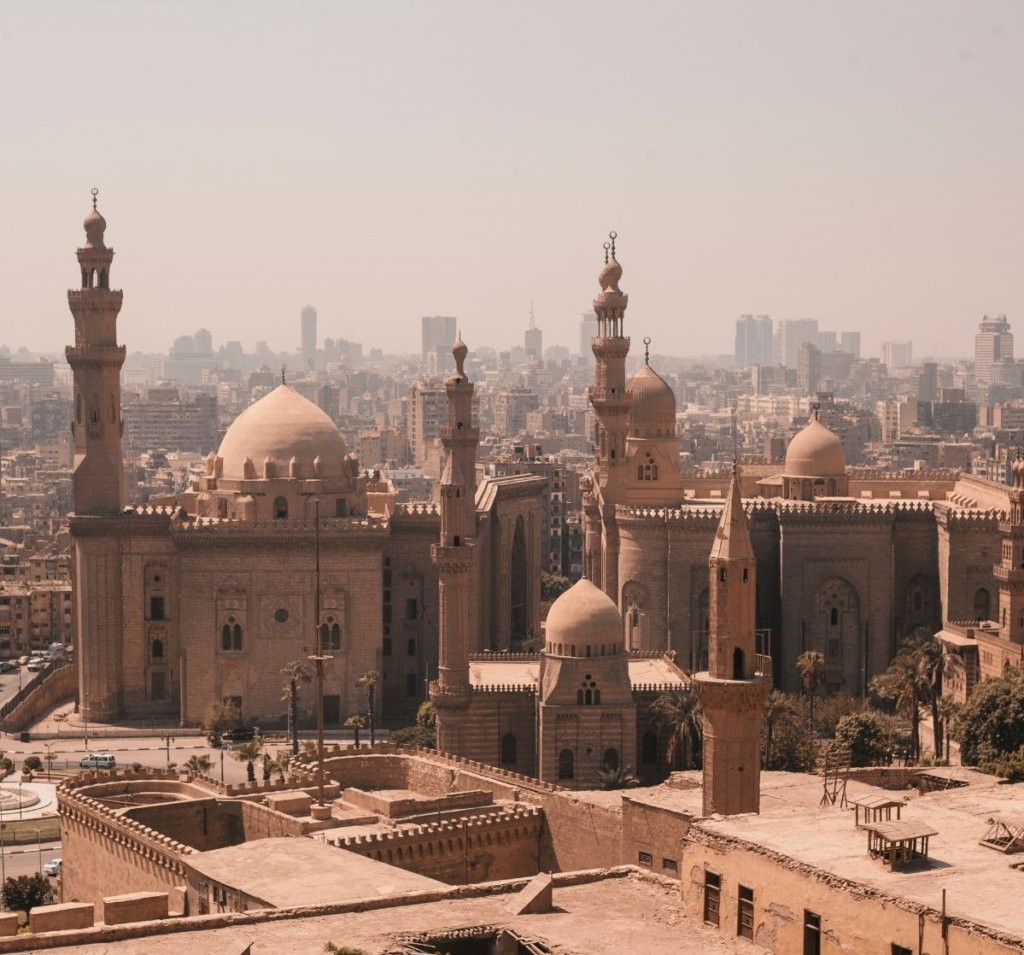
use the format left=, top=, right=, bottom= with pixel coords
left=737, top=885, right=754, bottom=940
left=703, top=871, right=720, bottom=927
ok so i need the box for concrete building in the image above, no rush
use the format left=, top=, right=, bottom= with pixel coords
left=406, top=379, right=448, bottom=467
left=577, top=311, right=598, bottom=360
left=881, top=340, right=914, bottom=370
left=773, top=318, right=818, bottom=369
left=733, top=314, right=773, bottom=369
left=421, top=315, right=457, bottom=374
left=976, top=314, right=1013, bottom=390
left=300, top=306, right=317, bottom=371
left=524, top=308, right=543, bottom=362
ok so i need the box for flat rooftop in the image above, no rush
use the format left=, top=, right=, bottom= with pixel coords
left=695, top=773, right=1024, bottom=940
left=186, top=836, right=444, bottom=908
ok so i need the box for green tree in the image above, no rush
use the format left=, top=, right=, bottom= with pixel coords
left=810, top=692, right=865, bottom=740
left=762, top=691, right=799, bottom=769
left=233, top=738, right=264, bottom=784
left=902, top=628, right=947, bottom=758
left=650, top=687, right=703, bottom=770
left=956, top=665, right=1024, bottom=766
left=796, top=650, right=825, bottom=727
left=344, top=714, right=366, bottom=748
left=539, top=572, right=572, bottom=619
left=764, top=708, right=818, bottom=772
left=281, top=660, right=311, bottom=756
left=833, top=711, right=895, bottom=767
left=597, top=764, right=640, bottom=790
left=871, top=651, right=931, bottom=762
left=1, top=874, right=54, bottom=915
left=22, top=756, right=42, bottom=774
left=185, top=754, right=212, bottom=775
left=358, top=671, right=379, bottom=746
left=416, top=700, right=437, bottom=729
left=202, top=700, right=243, bottom=741
left=389, top=724, right=437, bottom=748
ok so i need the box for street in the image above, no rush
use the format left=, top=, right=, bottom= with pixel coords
left=0, top=843, right=60, bottom=883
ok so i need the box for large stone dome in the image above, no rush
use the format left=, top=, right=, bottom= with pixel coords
left=545, top=578, right=623, bottom=655
left=217, top=385, right=348, bottom=481
left=627, top=364, right=676, bottom=431
left=784, top=416, right=846, bottom=477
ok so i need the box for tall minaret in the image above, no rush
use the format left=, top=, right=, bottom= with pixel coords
left=430, top=335, right=477, bottom=753
left=66, top=189, right=126, bottom=515
left=587, top=232, right=632, bottom=599
left=995, top=458, right=1024, bottom=641
left=693, top=466, right=769, bottom=816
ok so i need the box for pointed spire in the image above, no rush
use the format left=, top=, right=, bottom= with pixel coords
left=643, top=336, right=651, bottom=365
left=709, top=467, right=754, bottom=562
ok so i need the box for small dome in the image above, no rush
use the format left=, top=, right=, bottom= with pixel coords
left=452, top=335, right=468, bottom=376
left=217, top=385, right=348, bottom=481
left=784, top=415, right=846, bottom=478
left=545, top=578, right=622, bottom=653
left=627, top=364, right=676, bottom=430
left=83, top=208, right=107, bottom=249
left=598, top=257, right=623, bottom=291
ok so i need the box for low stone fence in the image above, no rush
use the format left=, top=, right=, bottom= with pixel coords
left=0, top=664, right=75, bottom=734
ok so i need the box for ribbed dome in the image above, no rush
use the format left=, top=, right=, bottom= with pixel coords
left=627, top=364, right=676, bottom=430
left=545, top=578, right=623, bottom=653
left=83, top=208, right=107, bottom=249
left=217, top=385, right=348, bottom=481
left=784, top=416, right=846, bottom=478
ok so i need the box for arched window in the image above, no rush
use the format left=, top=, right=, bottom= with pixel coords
left=974, top=588, right=991, bottom=621
left=642, top=731, right=658, bottom=764
left=913, top=592, right=923, bottom=612
left=221, top=617, right=243, bottom=651
left=501, top=733, right=517, bottom=766
left=733, top=647, right=744, bottom=680
left=830, top=607, right=839, bottom=626
left=558, top=748, right=574, bottom=780
left=407, top=638, right=416, bottom=656
left=594, top=689, right=601, bottom=704
left=603, top=748, right=619, bottom=771
left=151, top=638, right=164, bottom=660
left=274, top=497, right=288, bottom=519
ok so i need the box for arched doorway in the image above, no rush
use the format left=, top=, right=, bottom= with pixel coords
left=510, top=516, right=528, bottom=640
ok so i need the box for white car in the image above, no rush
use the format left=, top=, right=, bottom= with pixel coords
left=43, top=858, right=61, bottom=877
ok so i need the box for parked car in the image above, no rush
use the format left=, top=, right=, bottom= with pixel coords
left=79, top=753, right=115, bottom=770
left=0, top=662, right=16, bottom=674
left=43, top=858, right=62, bottom=877
left=26, top=658, right=46, bottom=672
left=17, top=656, right=29, bottom=666
left=214, top=725, right=256, bottom=747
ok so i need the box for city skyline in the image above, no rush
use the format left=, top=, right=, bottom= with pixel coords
left=3, top=2, right=1024, bottom=359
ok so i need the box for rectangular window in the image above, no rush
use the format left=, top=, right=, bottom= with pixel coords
left=383, top=637, right=392, bottom=656
left=637, top=851, right=652, bottom=867
left=803, top=911, right=821, bottom=955
left=223, top=695, right=242, bottom=712
left=405, top=597, right=418, bottom=620
left=737, top=885, right=754, bottom=940
left=703, top=871, right=720, bottom=927
left=661, top=858, right=678, bottom=874
left=149, top=596, right=165, bottom=620
left=891, top=946, right=912, bottom=955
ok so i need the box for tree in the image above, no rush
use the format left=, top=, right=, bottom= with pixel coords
left=764, top=707, right=818, bottom=772
left=358, top=671, right=379, bottom=746
left=344, top=714, right=366, bottom=748
left=261, top=753, right=273, bottom=783
left=1, top=874, right=54, bottom=915
left=22, top=756, right=42, bottom=774
left=202, top=701, right=243, bottom=741
left=956, top=665, right=1024, bottom=766
left=796, top=651, right=825, bottom=727
left=416, top=700, right=437, bottom=729
left=389, top=724, right=436, bottom=748
left=833, top=712, right=895, bottom=767
left=902, top=628, right=947, bottom=757
left=281, top=660, right=312, bottom=756
left=597, top=764, right=640, bottom=790
left=762, top=691, right=799, bottom=769
left=233, top=738, right=264, bottom=784
left=650, top=687, right=702, bottom=770
left=540, top=572, right=572, bottom=620
left=871, top=651, right=931, bottom=762
left=185, top=754, right=212, bottom=775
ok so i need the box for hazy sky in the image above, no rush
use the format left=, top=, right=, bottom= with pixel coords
left=3, top=1, right=1023, bottom=360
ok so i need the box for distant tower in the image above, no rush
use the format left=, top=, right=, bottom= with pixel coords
left=524, top=304, right=543, bottom=362
left=67, top=190, right=128, bottom=721
left=430, top=334, right=478, bottom=753
left=996, top=458, right=1024, bottom=639
left=586, top=233, right=633, bottom=599
left=301, top=306, right=317, bottom=370
left=67, top=190, right=126, bottom=516
left=693, top=467, right=769, bottom=816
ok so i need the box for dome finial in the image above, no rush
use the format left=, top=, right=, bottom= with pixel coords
left=452, top=331, right=468, bottom=377
left=91, top=186, right=99, bottom=211
left=603, top=241, right=610, bottom=265
left=608, top=230, right=617, bottom=259
left=643, top=336, right=651, bottom=366
left=281, top=364, right=287, bottom=386
left=811, top=401, right=820, bottom=422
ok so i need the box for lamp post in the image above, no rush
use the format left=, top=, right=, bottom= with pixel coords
left=32, top=827, right=41, bottom=877
left=160, top=735, right=175, bottom=765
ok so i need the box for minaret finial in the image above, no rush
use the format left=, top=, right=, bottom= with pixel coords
left=811, top=400, right=820, bottom=422
left=603, top=241, right=610, bottom=265
left=609, top=230, right=617, bottom=259
left=643, top=336, right=651, bottom=365
left=281, top=364, right=287, bottom=386
left=91, top=187, right=98, bottom=211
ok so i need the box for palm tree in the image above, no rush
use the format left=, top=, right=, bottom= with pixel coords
left=358, top=671, right=379, bottom=746
left=281, top=660, right=311, bottom=756
left=233, top=738, right=264, bottom=783
left=344, top=714, right=366, bottom=748
left=649, top=687, right=703, bottom=770
left=185, top=754, right=211, bottom=776
left=797, top=650, right=826, bottom=727
left=903, top=628, right=946, bottom=757
left=762, top=691, right=799, bottom=769
left=871, top=653, right=930, bottom=762
left=597, top=764, right=640, bottom=790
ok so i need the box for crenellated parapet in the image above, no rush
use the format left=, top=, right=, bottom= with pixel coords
left=333, top=805, right=541, bottom=851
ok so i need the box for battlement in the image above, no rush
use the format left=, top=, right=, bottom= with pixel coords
left=334, top=805, right=541, bottom=849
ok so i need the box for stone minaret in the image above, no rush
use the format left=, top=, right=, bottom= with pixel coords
left=431, top=335, right=477, bottom=753
left=67, top=191, right=127, bottom=721
left=67, top=190, right=126, bottom=515
left=587, top=233, right=632, bottom=599
left=693, top=466, right=769, bottom=816
left=996, top=458, right=1024, bottom=642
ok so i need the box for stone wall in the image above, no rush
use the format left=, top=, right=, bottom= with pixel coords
left=1, top=663, right=75, bottom=733
left=531, top=791, right=623, bottom=873
left=621, top=795, right=692, bottom=879
left=123, top=800, right=242, bottom=851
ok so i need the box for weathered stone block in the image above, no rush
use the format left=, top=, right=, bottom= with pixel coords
left=507, top=871, right=552, bottom=915
left=30, top=901, right=94, bottom=933
left=102, top=890, right=169, bottom=925
left=0, top=913, right=18, bottom=937
left=265, top=790, right=312, bottom=815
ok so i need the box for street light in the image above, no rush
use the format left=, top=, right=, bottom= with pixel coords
left=160, top=735, right=175, bottom=765
left=32, top=827, right=41, bottom=877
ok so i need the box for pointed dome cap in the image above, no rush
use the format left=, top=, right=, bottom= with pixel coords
left=710, top=468, right=754, bottom=561
left=545, top=578, right=623, bottom=653
left=452, top=333, right=468, bottom=377
left=784, top=411, right=846, bottom=478
left=83, top=188, right=107, bottom=250
left=217, top=385, right=348, bottom=481
left=597, top=231, right=623, bottom=291
left=628, top=362, right=676, bottom=430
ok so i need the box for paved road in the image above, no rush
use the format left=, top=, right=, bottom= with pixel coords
left=0, top=667, right=42, bottom=710
left=0, top=841, right=61, bottom=882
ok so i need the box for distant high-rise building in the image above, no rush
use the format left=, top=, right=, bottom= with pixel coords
left=816, top=330, right=837, bottom=353
left=421, top=315, right=457, bottom=374
left=193, top=328, right=213, bottom=356
left=975, top=314, right=1013, bottom=388
left=881, top=340, right=913, bottom=369
left=797, top=342, right=821, bottom=394
left=406, top=378, right=449, bottom=465
left=734, top=314, right=773, bottom=368
left=524, top=306, right=543, bottom=362
left=578, top=312, right=598, bottom=359
left=774, top=319, right=818, bottom=368
left=301, top=306, right=317, bottom=370
left=919, top=362, right=938, bottom=402
left=840, top=331, right=861, bottom=358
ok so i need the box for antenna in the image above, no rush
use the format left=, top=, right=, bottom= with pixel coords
left=281, top=364, right=287, bottom=386
left=529, top=301, right=536, bottom=330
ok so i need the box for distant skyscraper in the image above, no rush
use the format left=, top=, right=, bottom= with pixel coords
left=524, top=305, right=543, bottom=362
left=975, top=314, right=1013, bottom=388
left=301, top=306, right=317, bottom=370
left=193, top=328, right=213, bottom=356
left=797, top=342, right=821, bottom=394
left=881, top=340, right=914, bottom=369
left=774, top=318, right=818, bottom=368
left=919, top=362, right=938, bottom=402
left=734, top=314, right=773, bottom=368
left=816, top=330, right=837, bottom=352
left=578, top=312, right=598, bottom=359
left=421, top=315, right=457, bottom=374
left=840, top=331, right=861, bottom=358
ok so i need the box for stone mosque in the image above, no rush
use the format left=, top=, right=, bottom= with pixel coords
left=69, top=198, right=1024, bottom=789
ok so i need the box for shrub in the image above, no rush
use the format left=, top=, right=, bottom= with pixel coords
left=22, top=756, right=42, bottom=773
left=389, top=725, right=436, bottom=748
left=833, top=711, right=895, bottom=767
